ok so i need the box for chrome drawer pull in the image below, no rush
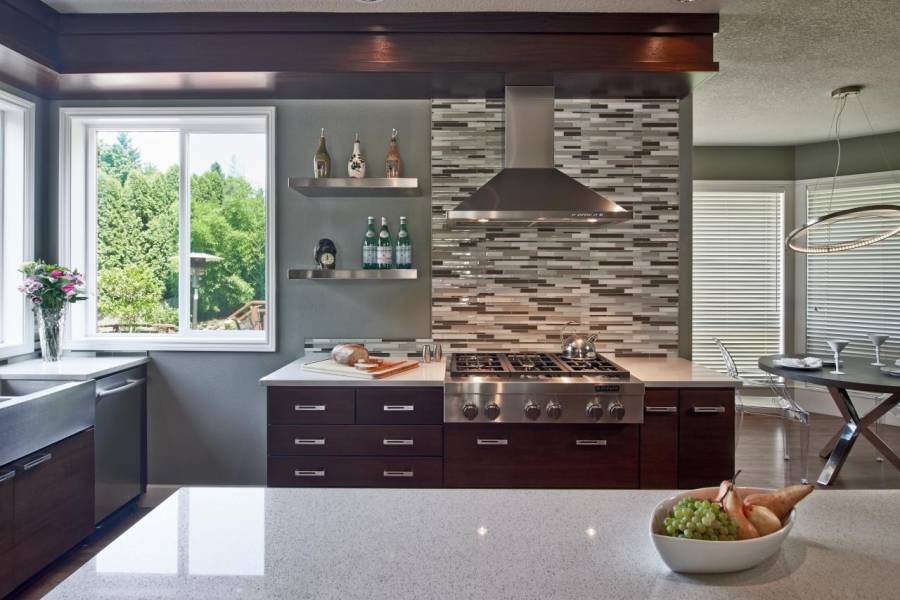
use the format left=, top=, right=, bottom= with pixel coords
left=646, top=406, right=678, bottom=414
left=383, top=405, right=415, bottom=412
left=383, top=470, right=414, bottom=478
left=693, top=406, right=726, bottom=414
left=477, top=438, right=508, bottom=446
left=294, top=470, right=325, bottom=477
left=21, top=453, right=52, bottom=471
left=383, top=439, right=414, bottom=446
left=294, top=404, right=326, bottom=412
left=295, top=438, right=326, bottom=446
left=576, top=439, right=607, bottom=446
left=0, top=470, right=15, bottom=483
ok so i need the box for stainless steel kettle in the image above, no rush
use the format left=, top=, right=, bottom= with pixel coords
left=560, top=321, right=598, bottom=359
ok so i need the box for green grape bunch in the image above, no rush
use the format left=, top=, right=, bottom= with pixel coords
left=663, top=497, right=740, bottom=541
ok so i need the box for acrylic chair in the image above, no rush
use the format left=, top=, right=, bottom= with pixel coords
left=714, top=338, right=811, bottom=484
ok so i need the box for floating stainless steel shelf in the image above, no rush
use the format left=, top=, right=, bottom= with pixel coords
left=288, top=177, right=420, bottom=197
left=288, top=269, right=418, bottom=280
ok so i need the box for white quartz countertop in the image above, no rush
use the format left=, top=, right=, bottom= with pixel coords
left=47, top=487, right=900, bottom=600
left=260, top=354, right=445, bottom=386
left=0, top=355, right=149, bottom=380
left=613, top=356, right=740, bottom=388
left=260, top=354, right=736, bottom=388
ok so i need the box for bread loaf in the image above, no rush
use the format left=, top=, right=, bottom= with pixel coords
left=331, top=343, right=369, bottom=366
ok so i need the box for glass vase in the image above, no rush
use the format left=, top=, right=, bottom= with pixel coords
left=37, top=307, right=65, bottom=362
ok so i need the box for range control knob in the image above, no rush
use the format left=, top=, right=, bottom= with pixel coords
left=608, top=401, right=626, bottom=421
left=586, top=402, right=604, bottom=421
left=546, top=401, right=563, bottom=419
left=524, top=401, right=542, bottom=421
left=484, top=402, right=501, bottom=421
left=462, top=403, right=479, bottom=420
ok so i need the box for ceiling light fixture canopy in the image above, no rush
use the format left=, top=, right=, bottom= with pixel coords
left=785, top=85, right=900, bottom=254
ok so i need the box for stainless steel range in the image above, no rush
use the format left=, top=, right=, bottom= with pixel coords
left=444, top=353, right=645, bottom=424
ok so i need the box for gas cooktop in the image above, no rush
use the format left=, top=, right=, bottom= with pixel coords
left=448, top=352, right=630, bottom=379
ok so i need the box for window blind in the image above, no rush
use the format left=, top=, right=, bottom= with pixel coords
left=692, top=189, right=784, bottom=376
left=806, top=179, right=900, bottom=362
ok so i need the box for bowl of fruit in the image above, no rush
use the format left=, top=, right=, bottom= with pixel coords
left=650, top=473, right=813, bottom=573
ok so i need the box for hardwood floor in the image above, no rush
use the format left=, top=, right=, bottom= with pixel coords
left=7, top=413, right=900, bottom=599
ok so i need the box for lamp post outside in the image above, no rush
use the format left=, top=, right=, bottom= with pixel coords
left=189, top=252, right=222, bottom=328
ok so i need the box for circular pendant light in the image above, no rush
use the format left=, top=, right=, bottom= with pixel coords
left=785, top=86, right=900, bottom=254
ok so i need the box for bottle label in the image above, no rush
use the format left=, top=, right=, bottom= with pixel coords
left=377, top=246, right=393, bottom=266
left=363, top=245, right=377, bottom=266
left=396, top=246, right=412, bottom=267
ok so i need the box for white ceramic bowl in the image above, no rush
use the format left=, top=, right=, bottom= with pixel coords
left=650, top=487, right=796, bottom=574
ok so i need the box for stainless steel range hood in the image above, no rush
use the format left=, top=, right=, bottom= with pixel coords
left=447, top=86, right=631, bottom=228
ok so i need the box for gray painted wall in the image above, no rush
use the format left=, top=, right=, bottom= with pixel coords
left=694, top=131, right=900, bottom=182
left=44, top=99, right=432, bottom=485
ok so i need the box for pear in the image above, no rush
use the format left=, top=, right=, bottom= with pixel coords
left=744, top=484, right=814, bottom=521
left=744, top=503, right=782, bottom=536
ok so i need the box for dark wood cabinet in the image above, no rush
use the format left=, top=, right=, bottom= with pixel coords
left=268, top=425, right=442, bottom=457
left=678, top=388, right=735, bottom=489
left=268, top=387, right=355, bottom=425
left=356, top=388, right=443, bottom=425
left=268, top=456, right=442, bottom=487
left=12, top=428, right=95, bottom=587
left=444, top=424, right=639, bottom=488
left=267, top=386, right=444, bottom=488
left=0, top=466, right=14, bottom=599
left=640, top=389, right=679, bottom=489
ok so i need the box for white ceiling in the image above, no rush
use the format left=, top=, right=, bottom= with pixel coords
left=41, top=0, right=900, bottom=146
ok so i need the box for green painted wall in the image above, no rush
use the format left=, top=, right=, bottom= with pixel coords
left=693, top=145, right=794, bottom=181
left=694, top=131, right=900, bottom=182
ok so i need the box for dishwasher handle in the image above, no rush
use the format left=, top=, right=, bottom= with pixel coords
left=97, top=378, right=146, bottom=400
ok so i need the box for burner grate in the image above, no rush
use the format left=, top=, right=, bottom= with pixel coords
left=556, top=355, right=629, bottom=378
left=505, top=353, right=566, bottom=374
left=450, top=353, right=506, bottom=375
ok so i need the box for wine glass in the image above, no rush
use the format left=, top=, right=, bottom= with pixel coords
left=867, top=334, right=889, bottom=367
left=826, top=340, right=850, bottom=375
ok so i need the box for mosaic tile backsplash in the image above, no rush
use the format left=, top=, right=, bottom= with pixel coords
left=430, top=98, right=680, bottom=357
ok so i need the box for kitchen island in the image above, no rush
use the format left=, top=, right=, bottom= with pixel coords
left=46, top=486, right=900, bottom=599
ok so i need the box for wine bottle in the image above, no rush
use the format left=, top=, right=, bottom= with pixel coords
left=396, top=216, right=412, bottom=269
left=385, top=128, right=402, bottom=178
left=376, top=217, right=393, bottom=269
left=313, top=128, right=331, bottom=179
left=363, top=216, right=378, bottom=269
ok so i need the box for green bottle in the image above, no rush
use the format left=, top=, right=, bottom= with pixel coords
left=376, top=217, right=393, bottom=269
left=396, top=216, right=412, bottom=269
left=313, top=127, right=331, bottom=178
left=363, top=216, right=378, bottom=269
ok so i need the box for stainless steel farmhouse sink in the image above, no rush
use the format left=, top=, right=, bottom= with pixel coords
left=0, top=378, right=95, bottom=467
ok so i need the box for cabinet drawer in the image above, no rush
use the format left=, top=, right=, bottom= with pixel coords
left=268, top=387, right=355, bottom=425
left=13, top=428, right=95, bottom=586
left=356, top=388, right=443, bottom=425
left=268, top=425, right=443, bottom=457
left=268, top=456, right=442, bottom=487
left=444, top=424, right=639, bottom=488
left=640, top=389, right=679, bottom=489
left=679, top=389, right=735, bottom=489
left=0, top=467, right=13, bottom=599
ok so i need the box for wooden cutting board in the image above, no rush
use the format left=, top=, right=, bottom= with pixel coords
left=301, top=358, right=420, bottom=380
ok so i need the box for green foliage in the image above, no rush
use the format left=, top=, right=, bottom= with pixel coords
left=97, top=133, right=142, bottom=185
left=97, top=264, right=176, bottom=330
left=95, top=134, right=265, bottom=329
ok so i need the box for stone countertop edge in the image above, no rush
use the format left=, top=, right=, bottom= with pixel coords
left=261, top=354, right=739, bottom=388
left=260, top=354, right=446, bottom=387
left=0, top=355, right=150, bottom=381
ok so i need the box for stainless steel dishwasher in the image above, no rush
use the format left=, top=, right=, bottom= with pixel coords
left=94, top=366, right=146, bottom=524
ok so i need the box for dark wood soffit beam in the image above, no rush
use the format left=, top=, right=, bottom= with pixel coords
left=56, top=12, right=719, bottom=35
left=57, top=34, right=716, bottom=74
left=0, top=0, right=59, bottom=68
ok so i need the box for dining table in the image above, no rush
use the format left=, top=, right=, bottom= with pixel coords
left=759, top=354, right=900, bottom=486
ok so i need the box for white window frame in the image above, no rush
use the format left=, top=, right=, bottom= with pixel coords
left=59, top=107, right=276, bottom=352
left=794, top=169, right=900, bottom=355
left=692, top=180, right=791, bottom=375
left=0, top=89, right=35, bottom=360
